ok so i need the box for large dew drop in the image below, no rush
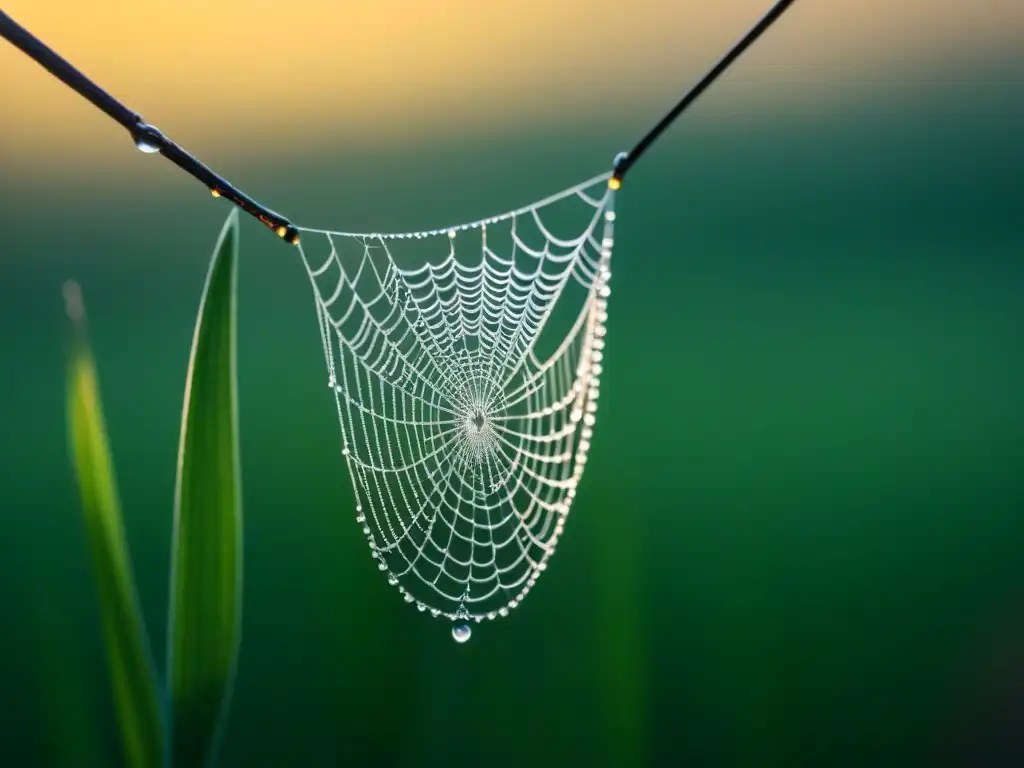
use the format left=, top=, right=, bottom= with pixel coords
left=451, top=623, right=472, bottom=643
left=132, top=123, right=163, bottom=154
left=135, top=135, right=160, bottom=154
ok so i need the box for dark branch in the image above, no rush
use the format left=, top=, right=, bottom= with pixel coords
left=612, top=0, right=800, bottom=186
left=3, top=1, right=802, bottom=228
left=0, top=10, right=300, bottom=245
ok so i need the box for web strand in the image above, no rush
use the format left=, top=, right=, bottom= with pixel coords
left=297, top=173, right=616, bottom=624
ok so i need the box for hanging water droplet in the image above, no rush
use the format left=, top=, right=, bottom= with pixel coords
left=132, top=123, right=164, bottom=154
left=452, top=623, right=472, bottom=643
left=613, top=151, right=629, bottom=169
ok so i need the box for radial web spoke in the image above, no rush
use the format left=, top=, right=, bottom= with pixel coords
left=297, top=172, right=617, bottom=627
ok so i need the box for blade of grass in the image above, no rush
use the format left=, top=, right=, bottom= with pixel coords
left=167, top=210, right=243, bottom=767
left=64, top=280, right=167, bottom=768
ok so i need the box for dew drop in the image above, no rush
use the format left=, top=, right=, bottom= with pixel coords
left=133, top=123, right=164, bottom=154
left=613, top=151, right=629, bottom=169
left=135, top=136, right=160, bottom=154
left=452, top=623, right=472, bottom=643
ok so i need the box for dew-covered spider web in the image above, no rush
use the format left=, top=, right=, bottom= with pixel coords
left=295, top=171, right=616, bottom=639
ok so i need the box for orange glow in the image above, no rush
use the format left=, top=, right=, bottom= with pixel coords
left=1, top=0, right=1020, bottom=173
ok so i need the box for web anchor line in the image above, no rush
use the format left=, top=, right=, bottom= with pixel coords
left=1, top=0, right=799, bottom=240
left=1, top=1, right=801, bottom=636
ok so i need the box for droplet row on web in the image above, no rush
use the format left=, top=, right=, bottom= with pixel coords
left=296, top=174, right=618, bottom=639
left=342, top=256, right=612, bottom=629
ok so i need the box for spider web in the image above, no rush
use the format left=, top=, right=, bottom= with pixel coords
left=295, top=171, right=616, bottom=628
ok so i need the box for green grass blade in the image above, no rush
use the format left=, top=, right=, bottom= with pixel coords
left=167, top=210, right=243, bottom=767
left=63, top=280, right=167, bottom=768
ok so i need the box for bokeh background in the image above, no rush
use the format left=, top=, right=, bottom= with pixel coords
left=2, top=1, right=1023, bottom=765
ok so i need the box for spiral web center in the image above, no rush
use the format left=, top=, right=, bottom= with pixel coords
left=296, top=172, right=616, bottom=630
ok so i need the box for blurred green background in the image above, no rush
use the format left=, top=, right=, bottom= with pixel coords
left=1, top=1, right=1023, bottom=765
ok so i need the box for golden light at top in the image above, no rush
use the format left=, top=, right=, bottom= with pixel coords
left=0, top=0, right=1020, bottom=171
